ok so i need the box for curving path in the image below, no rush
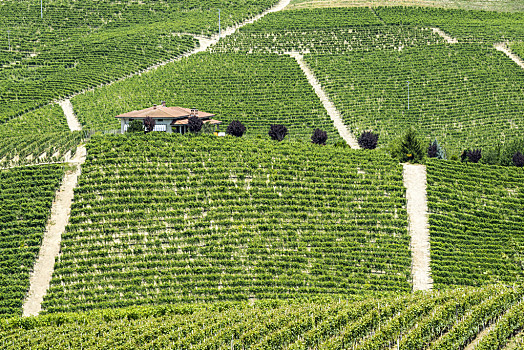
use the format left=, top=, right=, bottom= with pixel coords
left=403, top=163, right=433, bottom=291
left=494, top=42, right=524, bottom=70
left=22, top=145, right=86, bottom=317
left=288, top=52, right=360, bottom=148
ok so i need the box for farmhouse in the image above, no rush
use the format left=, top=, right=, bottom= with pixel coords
left=115, top=102, right=222, bottom=134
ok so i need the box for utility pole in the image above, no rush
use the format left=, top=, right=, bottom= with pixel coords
left=407, top=81, right=410, bottom=110
left=218, top=9, right=221, bottom=38
left=41, top=0, right=43, bottom=18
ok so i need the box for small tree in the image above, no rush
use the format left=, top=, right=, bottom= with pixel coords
left=393, top=127, right=425, bottom=163
left=512, top=151, right=524, bottom=167
left=427, top=139, right=446, bottom=159
left=127, top=120, right=143, bottom=133
left=268, top=124, right=288, bottom=141
left=358, top=131, right=379, bottom=150
left=144, top=116, right=156, bottom=134
left=226, top=120, right=246, bottom=137
left=466, top=149, right=482, bottom=163
left=311, top=129, right=327, bottom=145
left=188, top=116, right=203, bottom=133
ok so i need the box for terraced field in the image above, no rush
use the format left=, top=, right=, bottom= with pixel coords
left=3, top=285, right=524, bottom=349
left=0, top=165, right=64, bottom=318
left=427, top=160, right=524, bottom=288
left=71, top=53, right=341, bottom=141
left=42, top=134, right=410, bottom=313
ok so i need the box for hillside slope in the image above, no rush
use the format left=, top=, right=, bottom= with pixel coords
left=3, top=285, right=524, bottom=349
left=42, top=134, right=411, bottom=313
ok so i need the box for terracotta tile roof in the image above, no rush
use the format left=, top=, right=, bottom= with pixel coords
left=115, top=106, right=215, bottom=120
left=171, top=119, right=222, bottom=126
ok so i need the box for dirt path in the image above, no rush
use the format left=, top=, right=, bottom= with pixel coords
left=403, top=163, right=433, bottom=291
left=494, top=43, right=524, bottom=70
left=464, top=322, right=496, bottom=350
left=58, top=99, right=82, bottom=131
left=22, top=145, right=86, bottom=317
left=288, top=52, right=360, bottom=148
left=431, top=27, right=458, bottom=44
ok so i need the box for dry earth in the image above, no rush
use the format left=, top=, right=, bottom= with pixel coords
left=403, top=163, right=433, bottom=291
left=288, top=52, right=360, bottom=148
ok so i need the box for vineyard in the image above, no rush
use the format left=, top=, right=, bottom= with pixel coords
left=0, top=105, right=84, bottom=167
left=426, top=160, right=524, bottom=288
left=374, top=7, right=524, bottom=43
left=0, top=164, right=64, bottom=318
left=2, top=285, right=524, bottom=349
left=71, top=52, right=340, bottom=141
left=0, top=0, right=524, bottom=347
left=41, top=134, right=410, bottom=313
left=305, top=44, right=524, bottom=155
left=0, top=0, right=278, bottom=121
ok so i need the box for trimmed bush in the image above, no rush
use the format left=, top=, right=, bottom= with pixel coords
left=311, top=129, right=327, bottom=145
left=226, top=120, right=246, bottom=137
left=188, top=116, right=203, bottom=133
left=512, top=151, right=524, bottom=167
left=467, top=149, right=482, bottom=163
left=269, top=124, right=288, bottom=141
left=358, top=131, right=379, bottom=150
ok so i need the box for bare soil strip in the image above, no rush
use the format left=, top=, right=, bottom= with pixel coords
left=494, top=42, right=524, bottom=70
left=464, top=322, right=497, bottom=350
left=22, top=145, right=87, bottom=317
left=403, top=163, right=433, bottom=291
left=58, top=99, right=82, bottom=131
left=431, top=27, right=458, bottom=43
left=288, top=52, right=360, bottom=148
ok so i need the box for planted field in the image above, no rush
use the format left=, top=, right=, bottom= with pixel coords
left=212, top=26, right=443, bottom=54
left=4, top=285, right=524, bottom=349
left=0, top=105, right=82, bottom=166
left=375, top=7, right=524, bottom=43
left=0, top=164, right=64, bottom=318
left=0, top=0, right=277, bottom=121
left=0, top=29, right=197, bottom=122
left=41, top=134, right=410, bottom=313
left=306, top=44, right=524, bottom=155
left=72, top=52, right=340, bottom=141
left=426, top=159, right=524, bottom=288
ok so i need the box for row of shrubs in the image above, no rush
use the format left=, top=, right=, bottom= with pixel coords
left=126, top=117, right=524, bottom=167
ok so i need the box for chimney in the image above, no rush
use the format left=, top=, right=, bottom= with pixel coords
left=161, top=101, right=166, bottom=107
left=153, top=104, right=157, bottom=109
left=191, top=108, right=198, bottom=117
